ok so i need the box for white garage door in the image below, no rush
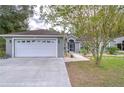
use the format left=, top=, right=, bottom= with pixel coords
left=14, top=38, right=57, bottom=57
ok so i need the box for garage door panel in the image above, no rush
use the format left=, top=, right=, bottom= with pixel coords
left=14, top=39, right=57, bottom=57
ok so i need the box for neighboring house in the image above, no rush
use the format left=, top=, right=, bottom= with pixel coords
left=109, top=36, right=124, bottom=51
left=64, top=34, right=81, bottom=53
left=0, top=29, right=64, bottom=58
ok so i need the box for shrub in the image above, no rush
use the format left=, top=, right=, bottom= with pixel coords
left=0, top=49, right=5, bottom=57
left=80, top=48, right=88, bottom=55
left=107, top=47, right=119, bottom=54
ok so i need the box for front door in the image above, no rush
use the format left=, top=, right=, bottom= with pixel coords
left=68, top=39, right=75, bottom=52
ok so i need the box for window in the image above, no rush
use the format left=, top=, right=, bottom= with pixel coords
left=42, top=40, right=46, bottom=43
left=17, top=41, right=20, bottom=43
left=47, top=40, right=51, bottom=43
left=58, top=39, right=60, bottom=44
left=32, top=40, right=35, bottom=42
left=27, top=40, right=30, bottom=43
left=117, top=43, right=121, bottom=50
left=51, top=40, right=55, bottom=43
left=37, top=40, right=41, bottom=42
left=9, top=40, right=12, bottom=43
left=22, top=40, right=25, bottom=43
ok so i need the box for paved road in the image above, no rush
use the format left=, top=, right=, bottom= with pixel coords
left=0, top=58, right=71, bottom=87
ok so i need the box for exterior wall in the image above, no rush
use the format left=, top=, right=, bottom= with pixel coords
left=58, top=37, right=64, bottom=57
left=5, top=38, right=12, bottom=57
left=75, top=42, right=80, bottom=53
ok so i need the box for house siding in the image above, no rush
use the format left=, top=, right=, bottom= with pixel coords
left=75, top=42, right=80, bottom=53
left=58, top=37, right=64, bottom=57
left=6, top=38, right=12, bottom=57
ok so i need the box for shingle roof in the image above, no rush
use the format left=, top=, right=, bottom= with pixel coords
left=8, top=29, right=61, bottom=35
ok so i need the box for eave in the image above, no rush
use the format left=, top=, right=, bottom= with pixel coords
left=0, top=35, right=64, bottom=38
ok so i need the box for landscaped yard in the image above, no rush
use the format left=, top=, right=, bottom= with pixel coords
left=66, top=56, right=124, bottom=87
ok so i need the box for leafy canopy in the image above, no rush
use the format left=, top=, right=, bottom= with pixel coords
left=0, top=5, right=35, bottom=34
left=40, top=5, right=124, bottom=64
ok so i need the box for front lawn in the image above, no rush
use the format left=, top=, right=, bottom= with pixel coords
left=66, top=56, right=124, bottom=87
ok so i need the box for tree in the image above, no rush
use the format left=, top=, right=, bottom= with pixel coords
left=0, top=5, right=35, bottom=52
left=0, top=5, right=35, bottom=34
left=40, top=5, right=124, bottom=65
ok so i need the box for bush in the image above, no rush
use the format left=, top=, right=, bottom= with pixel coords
left=80, top=48, right=88, bottom=55
left=0, top=49, right=5, bottom=57
left=107, top=47, right=119, bottom=54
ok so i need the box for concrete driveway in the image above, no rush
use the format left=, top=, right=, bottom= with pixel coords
left=0, top=58, right=71, bottom=87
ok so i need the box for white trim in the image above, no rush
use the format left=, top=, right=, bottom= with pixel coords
left=67, top=34, right=78, bottom=39
left=13, top=38, right=58, bottom=58
left=56, top=38, right=58, bottom=58
left=12, top=38, right=14, bottom=58
left=67, top=38, right=76, bottom=42
left=13, top=37, right=57, bottom=40
left=0, top=35, right=63, bottom=38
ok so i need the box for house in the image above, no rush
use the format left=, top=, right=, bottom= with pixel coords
left=109, top=36, right=124, bottom=51
left=0, top=29, right=82, bottom=58
left=0, top=29, right=64, bottom=58
left=2, top=29, right=122, bottom=58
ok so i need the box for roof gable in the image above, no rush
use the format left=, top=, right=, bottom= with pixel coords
left=67, top=34, right=80, bottom=41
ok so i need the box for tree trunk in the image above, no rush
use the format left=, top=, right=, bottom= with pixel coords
left=92, top=53, right=101, bottom=65
left=95, top=57, right=101, bottom=65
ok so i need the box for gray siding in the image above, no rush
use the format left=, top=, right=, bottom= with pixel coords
left=58, top=37, right=64, bottom=57
left=5, top=38, right=12, bottom=57
left=75, top=42, right=80, bottom=53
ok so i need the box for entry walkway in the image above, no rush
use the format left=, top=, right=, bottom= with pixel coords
left=64, top=52, right=90, bottom=62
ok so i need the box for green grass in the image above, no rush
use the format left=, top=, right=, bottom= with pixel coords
left=100, top=57, right=124, bottom=69
left=66, top=56, right=124, bottom=87
left=117, top=51, right=124, bottom=55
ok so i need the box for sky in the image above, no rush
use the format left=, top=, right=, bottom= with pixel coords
left=28, top=6, right=46, bottom=30
left=28, top=6, right=62, bottom=32
left=28, top=6, right=66, bottom=33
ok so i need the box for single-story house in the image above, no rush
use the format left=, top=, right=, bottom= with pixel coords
left=0, top=29, right=64, bottom=58
left=0, top=29, right=82, bottom=58
left=1, top=29, right=123, bottom=58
